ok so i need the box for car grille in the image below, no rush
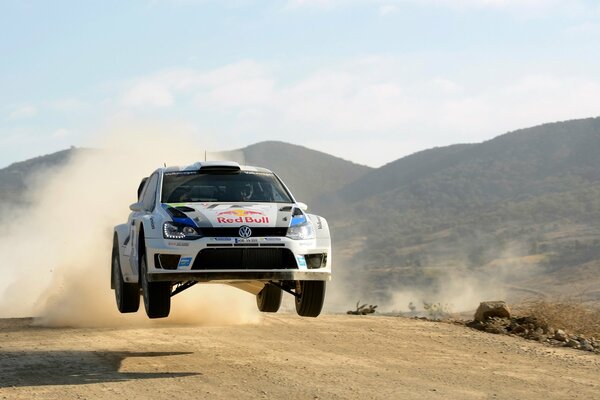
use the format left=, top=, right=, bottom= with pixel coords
left=192, top=248, right=297, bottom=270
left=198, top=227, right=288, bottom=237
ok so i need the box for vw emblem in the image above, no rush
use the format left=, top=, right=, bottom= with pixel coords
left=239, top=225, right=252, bottom=238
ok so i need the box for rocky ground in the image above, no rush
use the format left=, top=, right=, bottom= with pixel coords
left=465, top=316, right=600, bottom=353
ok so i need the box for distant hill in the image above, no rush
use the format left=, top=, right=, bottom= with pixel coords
left=321, top=117, right=600, bottom=302
left=0, top=141, right=371, bottom=214
left=222, top=141, right=372, bottom=208
left=316, top=143, right=475, bottom=207
left=0, top=148, right=79, bottom=205
left=322, top=118, right=600, bottom=210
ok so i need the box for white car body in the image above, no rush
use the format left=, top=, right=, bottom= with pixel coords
left=112, top=161, right=332, bottom=318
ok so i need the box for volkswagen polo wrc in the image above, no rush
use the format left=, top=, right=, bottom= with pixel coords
left=111, top=161, right=332, bottom=319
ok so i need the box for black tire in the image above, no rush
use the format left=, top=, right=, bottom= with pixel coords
left=295, top=280, right=326, bottom=317
left=140, top=253, right=171, bottom=318
left=256, top=283, right=282, bottom=313
left=112, top=237, right=140, bottom=313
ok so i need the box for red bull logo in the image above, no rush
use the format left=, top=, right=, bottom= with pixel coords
left=216, top=209, right=269, bottom=224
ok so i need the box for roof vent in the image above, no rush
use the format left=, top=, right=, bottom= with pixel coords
left=197, top=161, right=241, bottom=172
left=177, top=161, right=242, bottom=173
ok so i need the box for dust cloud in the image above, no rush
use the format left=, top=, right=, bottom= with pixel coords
left=0, top=126, right=260, bottom=327
left=324, top=239, right=543, bottom=316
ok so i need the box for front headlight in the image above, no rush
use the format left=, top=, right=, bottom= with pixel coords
left=163, top=221, right=202, bottom=240
left=286, top=220, right=315, bottom=240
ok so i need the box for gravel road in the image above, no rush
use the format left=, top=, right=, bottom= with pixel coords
left=0, top=314, right=598, bottom=399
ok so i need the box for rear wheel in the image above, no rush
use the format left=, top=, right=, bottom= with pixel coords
left=256, top=283, right=282, bottom=313
left=295, top=281, right=326, bottom=317
left=140, top=253, right=171, bottom=318
left=111, top=237, right=140, bottom=313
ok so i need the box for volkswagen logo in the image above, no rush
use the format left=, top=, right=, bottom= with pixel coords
left=239, top=225, right=252, bottom=238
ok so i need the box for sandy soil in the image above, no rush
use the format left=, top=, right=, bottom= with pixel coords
left=0, top=314, right=599, bottom=400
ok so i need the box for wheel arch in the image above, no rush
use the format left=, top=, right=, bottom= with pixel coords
left=113, top=223, right=129, bottom=247
left=112, top=224, right=130, bottom=289
left=138, top=222, right=146, bottom=268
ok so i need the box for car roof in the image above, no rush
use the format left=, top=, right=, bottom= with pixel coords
left=161, top=161, right=273, bottom=174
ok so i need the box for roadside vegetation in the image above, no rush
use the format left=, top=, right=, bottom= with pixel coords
left=515, top=299, right=600, bottom=339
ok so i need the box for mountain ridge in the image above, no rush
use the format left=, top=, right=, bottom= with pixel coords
left=2, top=118, right=600, bottom=303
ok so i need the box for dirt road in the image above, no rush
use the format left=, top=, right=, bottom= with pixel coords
left=1, top=314, right=598, bottom=399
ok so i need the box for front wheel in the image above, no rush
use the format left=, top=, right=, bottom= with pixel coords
left=295, top=281, right=326, bottom=317
left=256, top=283, right=282, bottom=313
left=112, top=237, right=140, bottom=313
left=140, top=254, right=171, bottom=319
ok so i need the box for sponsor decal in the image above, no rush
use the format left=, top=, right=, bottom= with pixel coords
left=165, top=171, right=196, bottom=176
left=290, top=214, right=306, bottom=226
left=213, top=237, right=232, bottom=241
left=178, top=257, right=192, bottom=268
left=172, top=216, right=197, bottom=226
left=289, top=208, right=307, bottom=227
left=219, top=209, right=263, bottom=217
left=244, top=171, right=273, bottom=176
left=263, top=237, right=282, bottom=241
left=168, top=242, right=190, bottom=247
left=216, top=209, right=270, bottom=224
left=316, top=216, right=323, bottom=230
left=162, top=204, right=198, bottom=227
left=150, top=217, right=155, bottom=230
left=296, top=256, right=307, bottom=267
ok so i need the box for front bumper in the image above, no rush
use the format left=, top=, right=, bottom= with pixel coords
left=145, top=235, right=331, bottom=283
left=148, top=270, right=331, bottom=282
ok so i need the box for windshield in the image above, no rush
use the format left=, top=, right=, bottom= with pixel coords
left=161, top=170, right=293, bottom=203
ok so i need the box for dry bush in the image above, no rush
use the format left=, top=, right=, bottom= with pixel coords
left=514, top=299, right=600, bottom=338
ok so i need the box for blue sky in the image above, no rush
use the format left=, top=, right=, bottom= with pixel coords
left=1, top=0, right=600, bottom=167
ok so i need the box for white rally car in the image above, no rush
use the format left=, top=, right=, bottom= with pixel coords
left=111, top=161, right=332, bottom=319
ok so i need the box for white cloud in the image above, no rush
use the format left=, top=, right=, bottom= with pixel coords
left=7, top=105, right=37, bottom=120
left=433, top=74, right=600, bottom=141
left=429, top=77, right=463, bottom=94
left=52, top=128, right=70, bottom=139
left=421, top=0, right=564, bottom=8
left=565, top=21, right=600, bottom=36
left=285, top=0, right=591, bottom=14
left=121, top=81, right=174, bottom=107
left=0, top=133, right=31, bottom=146
left=48, top=98, right=85, bottom=112
left=115, top=58, right=600, bottom=166
left=119, top=61, right=271, bottom=109
left=379, top=4, right=398, bottom=15
left=497, top=74, right=600, bottom=127
left=278, top=69, right=416, bottom=132
left=285, top=0, right=343, bottom=9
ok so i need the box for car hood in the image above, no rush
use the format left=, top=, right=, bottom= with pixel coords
left=161, top=202, right=297, bottom=228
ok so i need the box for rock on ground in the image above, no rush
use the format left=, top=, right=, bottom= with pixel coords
left=474, top=301, right=511, bottom=322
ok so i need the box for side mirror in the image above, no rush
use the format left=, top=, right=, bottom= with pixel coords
left=129, top=202, right=143, bottom=212
left=297, top=202, right=308, bottom=211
